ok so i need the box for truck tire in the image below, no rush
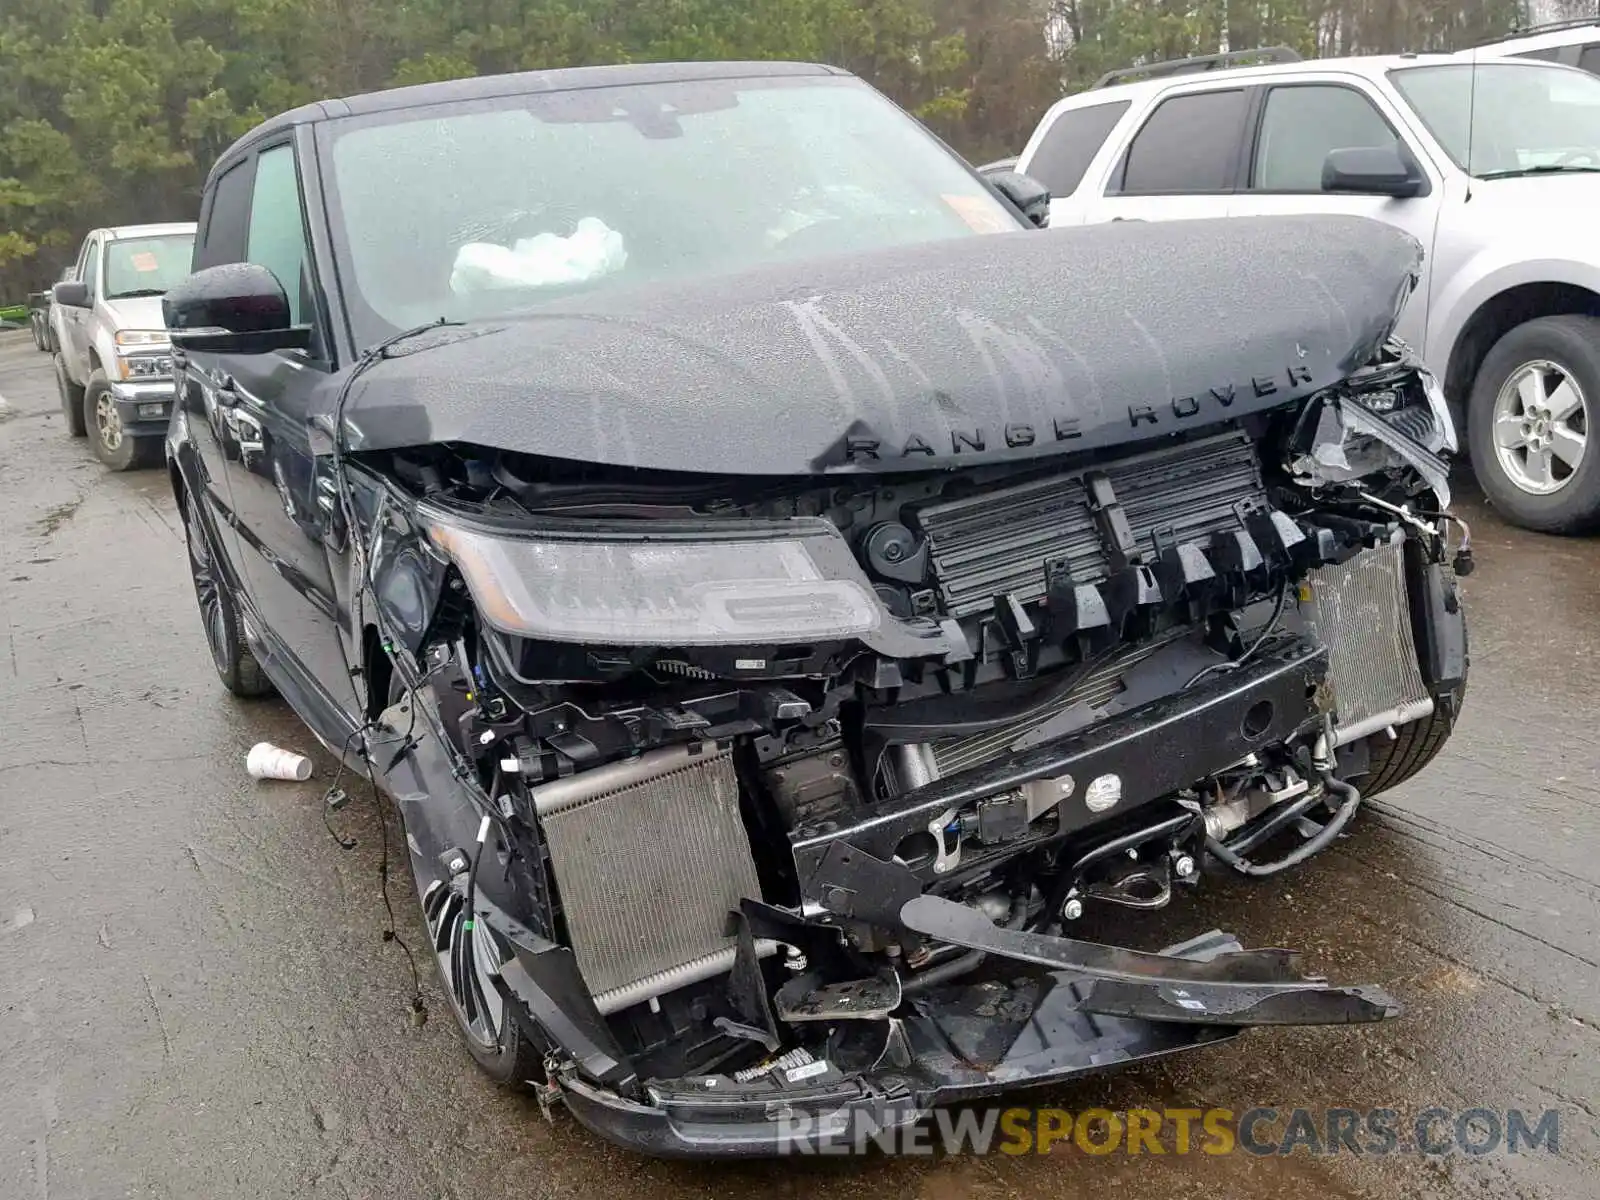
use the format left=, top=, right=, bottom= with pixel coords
left=1467, top=315, right=1600, bottom=534
left=84, top=369, right=161, bottom=471
left=56, top=354, right=87, bottom=437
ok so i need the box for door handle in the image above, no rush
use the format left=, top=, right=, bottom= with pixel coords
left=315, top=474, right=348, bottom=552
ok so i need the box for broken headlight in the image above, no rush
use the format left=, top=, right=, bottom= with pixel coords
left=420, top=508, right=883, bottom=646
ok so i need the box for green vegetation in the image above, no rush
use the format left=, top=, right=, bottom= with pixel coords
left=0, top=0, right=1536, bottom=297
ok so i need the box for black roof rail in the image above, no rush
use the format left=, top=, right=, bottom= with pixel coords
left=1091, top=46, right=1302, bottom=90
left=1475, top=17, right=1600, bottom=47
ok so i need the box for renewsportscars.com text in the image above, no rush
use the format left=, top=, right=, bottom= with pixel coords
left=777, top=1105, right=1563, bottom=1157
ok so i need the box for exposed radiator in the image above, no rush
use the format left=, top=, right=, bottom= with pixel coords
left=531, top=741, right=762, bottom=1009
left=1302, top=538, right=1432, bottom=743
left=916, top=431, right=1266, bottom=618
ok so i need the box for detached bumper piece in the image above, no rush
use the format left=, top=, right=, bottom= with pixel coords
left=553, top=917, right=1396, bottom=1158
left=555, top=928, right=1244, bottom=1158
left=901, top=894, right=1399, bottom=1026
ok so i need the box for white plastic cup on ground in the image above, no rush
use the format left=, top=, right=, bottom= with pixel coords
left=246, top=741, right=314, bottom=782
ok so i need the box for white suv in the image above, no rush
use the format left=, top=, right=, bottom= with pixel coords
left=1015, top=49, right=1600, bottom=534
left=1470, top=19, right=1600, bottom=73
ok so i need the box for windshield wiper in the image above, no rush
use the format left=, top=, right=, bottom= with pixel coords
left=1477, top=164, right=1600, bottom=180
left=106, top=288, right=168, bottom=299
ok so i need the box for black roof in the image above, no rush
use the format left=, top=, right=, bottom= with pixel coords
left=213, top=60, right=842, bottom=176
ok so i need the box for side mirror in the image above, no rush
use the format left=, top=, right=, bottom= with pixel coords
left=1322, top=146, right=1425, bottom=198
left=163, top=262, right=311, bottom=354
left=987, top=169, right=1052, bottom=228
left=52, top=280, right=90, bottom=308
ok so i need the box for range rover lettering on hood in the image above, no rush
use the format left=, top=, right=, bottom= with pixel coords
left=332, top=214, right=1422, bottom=476
left=841, top=362, right=1322, bottom=463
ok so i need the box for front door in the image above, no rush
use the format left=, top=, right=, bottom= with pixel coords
left=176, top=159, right=256, bottom=585
left=63, top=238, right=100, bottom=380
left=216, top=140, right=361, bottom=739
left=1225, top=79, right=1444, bottom=349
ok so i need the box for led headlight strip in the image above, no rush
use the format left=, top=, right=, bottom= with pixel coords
left=420, top=507, right=883, bottom=647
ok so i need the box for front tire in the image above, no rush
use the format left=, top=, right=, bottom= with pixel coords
left=84, top=369, right=160, bottom=471
left=419, top=878, right=546, bottom=1087
left=390, top=679, right=546, bottom=1086
left=56, top=355, right=87, bottom=437
left=1468, top=315, right=1600, bottom=534
left=1360, top=678, right=1465, bottom=796
left=180, top=488, right=274, bottom=698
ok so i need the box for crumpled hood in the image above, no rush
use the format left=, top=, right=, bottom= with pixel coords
left=335, top=214, right=1421, bottom=475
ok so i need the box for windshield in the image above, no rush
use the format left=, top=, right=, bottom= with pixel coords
left=1391, top=62, right=1600, bottom=177
left=103, top=234, right=195, bottom=299
left=321, top=74, right=1020, bottom=346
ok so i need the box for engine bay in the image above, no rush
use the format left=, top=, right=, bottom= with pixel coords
left=354, top=338, right=1466, bottom=1133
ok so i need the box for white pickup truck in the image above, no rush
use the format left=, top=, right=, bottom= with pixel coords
left=51, top=223, right=196, bottom=470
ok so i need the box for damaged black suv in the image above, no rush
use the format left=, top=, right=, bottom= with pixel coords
left=164, top=60, right=1467, bottom=1156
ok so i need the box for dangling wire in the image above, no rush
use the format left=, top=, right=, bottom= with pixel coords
left=1182, top=579, right=1290, bottom=690
left=318, top=704, right=425, bottom=1013
left=320, top=317, right=517, bottom=1027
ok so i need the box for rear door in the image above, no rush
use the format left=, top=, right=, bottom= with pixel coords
left=1079, top=86, right=1253, bottom=224
left=1225, top=78, right=1445, bottom=348
left=215, top=137, right=361, bottom=734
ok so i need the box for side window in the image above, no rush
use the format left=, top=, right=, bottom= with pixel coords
left=196, top=159, right=253, bottom=270
left=246, top=144, right=311, bottom=325
left=1252, top=85, right=1401, bottom=192
left=1117, top=90, right=1249, bottom=195
left=1579, top=45, right=1600, bottom=76
left=1028, top=100, right=1131, bottom=198
left=83, top=240, right=101, bottom=300
left=1512, top=47, right=1567, bottom=64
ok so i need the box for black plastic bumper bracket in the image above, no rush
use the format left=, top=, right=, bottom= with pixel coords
left=900, top=893, right=1400, bottom=1026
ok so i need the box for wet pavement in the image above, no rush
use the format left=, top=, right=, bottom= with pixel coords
left=0, top=328, right=1595, bottom=1199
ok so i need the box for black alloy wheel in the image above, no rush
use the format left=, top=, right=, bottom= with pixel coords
left=181, top=488, right=273, bottom=698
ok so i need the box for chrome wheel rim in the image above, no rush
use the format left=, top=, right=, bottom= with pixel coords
left=1492, top=360, right=1588, bottom=495
left=94, top=392, right=123, bottom=452
left=422, top=879, right=507, bottom=1051
left=183, top=496, right=232, bottom=672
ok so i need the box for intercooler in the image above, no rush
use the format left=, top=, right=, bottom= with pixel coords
left=916, top=431, right=1266, bottom=619
left=531, top=741, right=769, bottom=1015
left=1302, top=537, right=1433, bottom=744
